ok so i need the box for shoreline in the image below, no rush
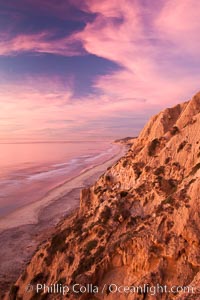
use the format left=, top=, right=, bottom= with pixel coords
left=0, top=143, right=127, bottom=296
left=0, top=143, right=126, bottom=232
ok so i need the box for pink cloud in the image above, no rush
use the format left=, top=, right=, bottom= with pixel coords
left=0, top=32, right=84, bottom=56
left=155, top=0, right=200, bottom=55
left=74, top=0, right=200, bottom=105
left=0, top=77, right=148, bottom=141
left=2, top=0, right=200, bottom=141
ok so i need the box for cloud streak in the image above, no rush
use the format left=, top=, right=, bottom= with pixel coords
left=74, top=0, right=200, bottom=104
left=0, top=76, right=150, bottom=141
left=1, top=0, right=200, bottom=140
left=0, top=31, right=85, bottom=56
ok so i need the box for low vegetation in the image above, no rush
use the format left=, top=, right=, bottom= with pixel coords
left=154, top=166, right=165, bottom=175
left=148, top=138, right=160, bottom=156
left=177, top=140, right=187, bottom=153
left=190, top=163, right=200, bottom=175
left=84, top=240, right=98, bottom=254
left=100, top=206, right=111, bottom=223
left=170, top=126, right=180, bottom=135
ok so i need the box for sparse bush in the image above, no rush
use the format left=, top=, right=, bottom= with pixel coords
left=48, top=229, right=69, bottom=255
left=31, top=272, right=47, bottom=284
left=132, top=162, right=144, bottom=179
left=135, top=184, right=146, bottom=196
left=72, top=256, right=95, bottom=280
left=168, top=179, right=178, bottom=192
left=170, top=126, right=180, bottom=135
left=127, top=216, right=137, bottom=227
left=156, top=203, right=164, bottom=214
left=122, top=160, right=128, bottom=168
left=105, top=175, right=111, bottom=182
left=67, top=254, right=75, bottom=266
left=113, top=213, right=120, bottom=222
left=149, top=244, right=161, bottom=254
left=100, top=206, right=111, bottom=223
left=172, top=162, right=180, bottom=168
left=165, top=157, right=171, bottom=164
left=162, top=196, right=175, bottom=205
left=84, top=240, right=98, bottom=254
left=145, top=165, right=151, bottom=172
left=9, top=285, right=19, bottom=300
left=120, top=191, right=128, bottom=198
left=57, top=278, right=66, bottom=285
left=148, top=138, right=160, bottom=156
left=94, top=186, right=102, bottom=194
left=154, top=166, right=165, bottom=175
left=121, top=209, right=131, bottom=220
left=177, top=141, right=187, bottom=153
left=97, top=229, right=105, bottom=237
left=93, top=246, right=105, bottom=262
left=73, top=217, right=85, bottom=235
left=167, top=221, right=174, bottom=230
left=190, top=163, right=200, bottom=175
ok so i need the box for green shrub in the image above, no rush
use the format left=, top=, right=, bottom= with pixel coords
left=122, top=160, right=128, bottom=167
left=100, top=206, right=111, bottom=222
left=73, top=217, right=85, bottom=235
left=127, top=216, right=137, bottom=227
left=177, top=141, right=187, bottom=153
left=93, top=246, right=105, bottom=263
left=48, top=229, right=69, bottom=255
left=132, top=162, right=144, bottom=179
left=97, top=229, right=105, bottom=237
left=31, top=272, right=47, bottom=284
left=170, top=126, right=180, bottom=135
left=165, top=157, right=171, bottom=164
left=168, top=179, right=178, bottom=192
left=148, top=139, right=160, bottom=156
left=105, top=175, right=111, bottom=182
left=45, top=228, right=70, bottom=265
left=190, top=163, right=200, bottom=175
left=67, top=254, right=75, bottom=266
left=162, top=196, right=175, bottom=205
left=9, top=285, right=19, bottom=300
left=57, top=277, right=66, bottom=285
left=121, top=209, right=131, bottom=220
left=72, top=256, right=95, bottom=280
left=94, top=186, right=102, bottom=194
left=84, top=240, right=98, bottom=253
left=120, top=191, right=128, bottom=198
left=172, top=162, right=180, bottom=168
left=154, top=166, right=165, bottom=175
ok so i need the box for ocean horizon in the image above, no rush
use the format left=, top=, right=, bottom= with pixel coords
left=0, top=140, right=119, bottom=219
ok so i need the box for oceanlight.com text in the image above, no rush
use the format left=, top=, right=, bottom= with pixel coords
left=24, top=283, right=200, bottom=296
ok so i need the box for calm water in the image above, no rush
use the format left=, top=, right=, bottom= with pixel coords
left=0, top=141, right=118, bottom=217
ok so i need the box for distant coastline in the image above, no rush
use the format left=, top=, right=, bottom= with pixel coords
left=0, top=142, right=127, bottom=296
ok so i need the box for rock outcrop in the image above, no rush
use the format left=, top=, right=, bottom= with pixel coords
left=9, top=92, right=200, bottom=300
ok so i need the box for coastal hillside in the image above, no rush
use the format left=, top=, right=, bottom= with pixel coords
left=10, top=92, right=200, bottom=300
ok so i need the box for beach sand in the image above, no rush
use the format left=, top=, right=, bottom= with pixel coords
left=0, top=144, right=126, bottom=297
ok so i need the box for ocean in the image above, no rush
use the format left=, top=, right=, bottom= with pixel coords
left=0, top=141, right=120, bottom=219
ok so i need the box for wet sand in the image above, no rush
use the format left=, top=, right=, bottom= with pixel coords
left=0, top=145, right=126, bottom=297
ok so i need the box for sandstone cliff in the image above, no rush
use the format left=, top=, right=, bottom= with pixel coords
left=9, top=92, right=200, bottom=300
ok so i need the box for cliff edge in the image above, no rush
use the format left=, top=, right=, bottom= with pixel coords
left=9, top=92, right=200, bottom=300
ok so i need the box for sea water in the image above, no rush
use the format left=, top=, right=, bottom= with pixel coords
left=0, top=141, right=119, bottom=218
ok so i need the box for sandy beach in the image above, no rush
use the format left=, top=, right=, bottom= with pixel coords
left=0, top=144, right=126, bottom=297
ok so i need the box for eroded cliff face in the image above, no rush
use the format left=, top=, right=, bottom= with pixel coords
left=10, top=92, right=200, bottom=300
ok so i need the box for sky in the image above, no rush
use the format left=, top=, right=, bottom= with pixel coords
left=0, top=0, right=200, bottom=141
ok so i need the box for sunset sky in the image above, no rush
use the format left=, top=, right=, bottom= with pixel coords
left=0, top=0, right=200, bottom=141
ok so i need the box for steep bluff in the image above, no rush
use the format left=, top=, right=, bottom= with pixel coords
left=9, top=92, right=200, bottom=300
